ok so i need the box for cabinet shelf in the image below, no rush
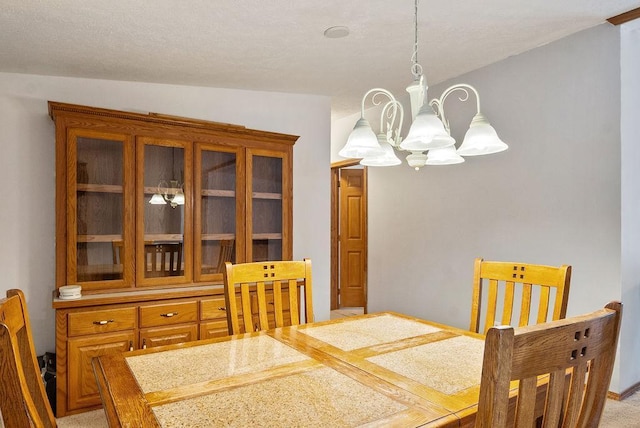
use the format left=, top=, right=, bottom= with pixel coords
left=76, top=183, right=123, bottom=193
left=143, top=186, right=183, bottom=195
left=143, top=234, right=184, bottom=242
left=252, top=192, right=282, bottom=200
left=77, top=234, right=123, bottom=243
left=201, top=189, right=236, bottom=198
left=252, top=233, right=282, bottom=240
left=201, top=234, right=235, bottom=241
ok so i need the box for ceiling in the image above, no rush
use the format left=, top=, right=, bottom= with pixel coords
left=1, top=1, right=637, bottom=119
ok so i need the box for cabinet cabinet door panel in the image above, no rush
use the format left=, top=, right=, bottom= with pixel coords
left=68, top=129, right=134, bottom=289
left=246, top=150, right=291, bottom=262
left=137, top=137, right=193, bottom=285
left=68, top=332, right=135, bottom=411
left=195, top=144, right=243, bottom=281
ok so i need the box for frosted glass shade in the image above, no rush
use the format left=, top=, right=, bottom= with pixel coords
left=171, top=190, right=185, bottom=206
left=360, top=135, right=401, bottom=166
left=149, top=193, right=167, bottom=205
left=426, top=139, right=465, bottom=165
left=400, top=104, right=452, bottom=151
left=339, top=118, right=384, bottom=159
left=457, top=113, right=508, bottom=156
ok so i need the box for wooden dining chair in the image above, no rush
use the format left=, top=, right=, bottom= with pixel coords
left=144, top=243, right=182, bottom=277
left=477, top=301, right=622, bottom=427
left=215, top=239, right=234, bottom=273
left=0, top=289, right=108, bottom=427
left=470, top=258, right=572, bottom=335
left=0, top=289, right=56, bottom=427
left=112, top=240, right=124, bottom=265
left=223, top=259, right=313, bottom=334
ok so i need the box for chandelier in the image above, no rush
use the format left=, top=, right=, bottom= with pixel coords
left=148, top=180, right=185, bottom=208
left=338, top=0, right=508, bottom=170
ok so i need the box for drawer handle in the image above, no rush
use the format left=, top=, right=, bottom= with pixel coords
left=218, top=307, right=226, bottom=311
left=160, top=312, right=178, bottom=318
left=93, top=319, right=115, bottom=325
left=129, top=341, right=133, bottom=352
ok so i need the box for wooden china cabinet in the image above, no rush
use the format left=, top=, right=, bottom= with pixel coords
left=49, top=102, right=297, bottom=416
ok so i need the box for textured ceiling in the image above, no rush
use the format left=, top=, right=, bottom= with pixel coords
left=1, top=0, right=637, bottom=118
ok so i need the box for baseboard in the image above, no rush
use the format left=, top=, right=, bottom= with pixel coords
left=607, top=381, right=640, bottom=401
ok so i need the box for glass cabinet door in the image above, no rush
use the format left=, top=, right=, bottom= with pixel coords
left=68, top=129, right=134, bottom=289
left=247, top=149, right=291, bottom=262
left=137, top=137, right=192, bottom=285
left=194, top=144, right=244, bottom=281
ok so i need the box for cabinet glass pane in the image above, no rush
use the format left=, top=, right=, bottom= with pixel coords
left=76, top=137, right=124, bottom=282
left=144, top=145, right=185, bottom=278
left=201, top=150, right=236, bottom=274
left=252, top=155, right=283, bottom=261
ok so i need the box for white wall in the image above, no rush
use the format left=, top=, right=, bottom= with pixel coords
left=0, top=73, right=331, bottom=354
left=333, top=24, right=631, bottom=392
left=620, top=18, right=640, bottom=393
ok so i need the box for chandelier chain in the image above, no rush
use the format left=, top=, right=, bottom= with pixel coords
left=411, top=0, right=423, bottom=79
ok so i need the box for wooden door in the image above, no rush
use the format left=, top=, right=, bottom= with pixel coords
left=339, top=168, right=367, bottom=307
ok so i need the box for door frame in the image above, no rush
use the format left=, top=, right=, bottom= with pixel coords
left=330, top=159, right=368, bottom=311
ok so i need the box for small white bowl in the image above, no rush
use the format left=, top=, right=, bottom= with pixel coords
left=59, top=285, right=82, bottom=299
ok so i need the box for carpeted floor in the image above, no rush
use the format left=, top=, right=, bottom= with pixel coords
left=600, top=390, right=640, bottom=427
left=54, top=390, right=640, bottom=427
left=56, top=409, right=108, bottom=428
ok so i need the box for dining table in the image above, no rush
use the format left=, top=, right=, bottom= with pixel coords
left=92, top=311, right=510, bottom=427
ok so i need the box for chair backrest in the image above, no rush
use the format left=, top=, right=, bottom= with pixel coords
left=470, top=258, right=572, bottom=334
left=477, top=301, right=622, bottom=428
left=144, top=243, right=182, bottom=277
left=215, top=239, right=235, bottom=273
left=112, top=240, right=124, bottom=265
left=0, top=289, right=56, bottom=428
left=223, top=259, right=313, bottom=335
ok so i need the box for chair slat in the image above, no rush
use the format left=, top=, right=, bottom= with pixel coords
left=288, top=279, right=300, bottom=325
left=518, top=283, right=532, bottom=327
left=514, top=377, right=537, bottom=426
left=485, top=279, right=499, bottom=334
left=563, top=362, right=589, bottom=427
left=536, top=286, right=551, bottom=324
left=501, top=281, right=515, bottom=326
left=542, top=369, right=567, bottom=427
left=240, top=282, right=253, bottom=332
left=256, top=282, right=269, bottom=331
left=273, top=280, right=284, bottom=328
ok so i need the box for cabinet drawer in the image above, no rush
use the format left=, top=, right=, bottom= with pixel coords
left=68, top=307, right=136, bottom=337
left=139, top=301, right=198, bottom=327
left=201, top=296, right=242, bottom=320
left=200, top=320, right=231, bottom=339
left=140, top=325, right=198, bottom=349
left=251, top=290, right=292, bottom=313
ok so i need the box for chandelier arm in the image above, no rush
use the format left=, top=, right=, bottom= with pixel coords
left=429, top=84, right=481, bottom=134
left=379, top=100, right=404, bottom=147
